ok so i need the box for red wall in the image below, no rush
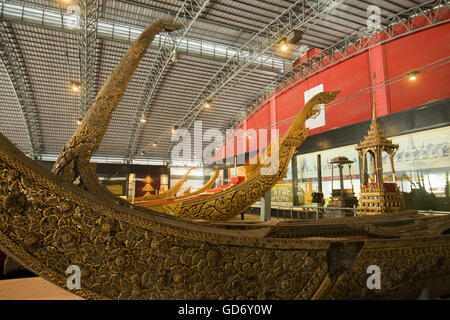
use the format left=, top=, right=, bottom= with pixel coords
left=275, top=22, right=450, bottom=138
left=216, top=21, right=450, bottom=160
left=277, top=50, right=373, bottom=137
left=385, top=23, right=450, bottom=112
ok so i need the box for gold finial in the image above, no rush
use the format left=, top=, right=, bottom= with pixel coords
left=372, top=91, right=377, bottom=121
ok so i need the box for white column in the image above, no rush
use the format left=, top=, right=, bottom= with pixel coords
left=260, top=190, right=272, bottom=222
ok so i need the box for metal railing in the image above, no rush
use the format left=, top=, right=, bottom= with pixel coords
left=249, top=204, right=358, bottom=221
left=248, top=205, right=450, bottom=221
left=417, top=210, right=450, bottom=216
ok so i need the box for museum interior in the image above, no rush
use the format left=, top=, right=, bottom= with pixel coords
left=0, top=0, right=449, bottom=301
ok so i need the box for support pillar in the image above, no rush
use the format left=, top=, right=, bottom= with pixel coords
left=369, top=44, right=390, bottom=117
left=376, top=151, right=384, bottom=184
left=127, top=173, right=136, bottom=203
left=358, top=154, right=366, bottom=185
left=338, top=163, right=344, bottom=199
left=291, top=157, right=299, bottom=206
left=260, top=190, right=271, bottom=222
left=223, top=168, right=229, bottom=184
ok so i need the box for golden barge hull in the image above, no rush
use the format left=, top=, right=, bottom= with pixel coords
left=1, top=132, right=450, bottom=299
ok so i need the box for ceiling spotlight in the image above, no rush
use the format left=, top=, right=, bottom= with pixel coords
left=140, top=117, right=147, bottom=123
left=276, top=31, right=302, bottom=53
left=76, top=118, right=82, bottom=125
left=71, top=81, right=81, bottom=92
left=278, top=38, right=288, bottom=52
left=204, top=100, right=212, bottom=109
left=408, top=70, right=419, bottom=81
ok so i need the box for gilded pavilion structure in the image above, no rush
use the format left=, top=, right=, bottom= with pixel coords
left=356, top=104, right=404, bottom=215
left=328, top=156, right=358, bottom=215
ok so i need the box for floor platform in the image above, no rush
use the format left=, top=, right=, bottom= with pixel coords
left=0, top=277, right=83, bottom=300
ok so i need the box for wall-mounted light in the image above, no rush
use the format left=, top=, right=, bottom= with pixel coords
left=277, top=30, right=302, bottom=53
left=204, top=100, right=212, bottom=109
left=408, top=70, right=419, bottom=81
left=71, top=81, right=81, bottom=92
left=140, top=117, right=147, bottom=123
left=76, top=118, right=82, bottom=125
left=152, top=142, right=157, bottom=147
left=171, top=125, right=179, bottom=134
left=140, top=150, right=145, bottom=155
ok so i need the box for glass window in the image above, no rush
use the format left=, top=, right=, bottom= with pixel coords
left=295, top=144, right=360, bottom=206
left=293, top=126, right=449, bottom=210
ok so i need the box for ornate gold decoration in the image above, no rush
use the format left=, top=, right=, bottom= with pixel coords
left=328, top=156, right=358, bottom=212
left=0, top=138, right=449, bottom=300
left=142, top=91, right=339, bottom=220
left=52, top=19, right=182, bottom=201
left=356, top=102, right=404, bottom=215
left=133, top=167, right=197, bottom=202
left=48, top=13, right=335, bottom=221
left=134, top=169, right=220, bottom=204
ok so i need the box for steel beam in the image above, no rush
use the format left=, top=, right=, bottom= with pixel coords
left=229, top=0, right=450, bottom=130
left=124, top=0, right=210, bottom=162
left=0, top=22, right=42, bottom=159
left=78, top=0, right=99, bottom=117
left=158, top=0, right=345, bottom=161
left=0, top=2, right=287, bottom=71
left=117, top=0, right=258, bottom=36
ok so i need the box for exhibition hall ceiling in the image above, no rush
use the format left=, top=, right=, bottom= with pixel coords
left=0, top=0, right=433, bottom=163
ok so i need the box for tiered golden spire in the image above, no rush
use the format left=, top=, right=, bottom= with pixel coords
left=372, top=93, right=377, bottom=121
left=356, top=93, right=398, bottom=151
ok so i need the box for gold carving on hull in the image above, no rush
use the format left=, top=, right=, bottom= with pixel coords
left=1, top=134, right=450, bottom=299
left=0, top=133, right=450, bottom=299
